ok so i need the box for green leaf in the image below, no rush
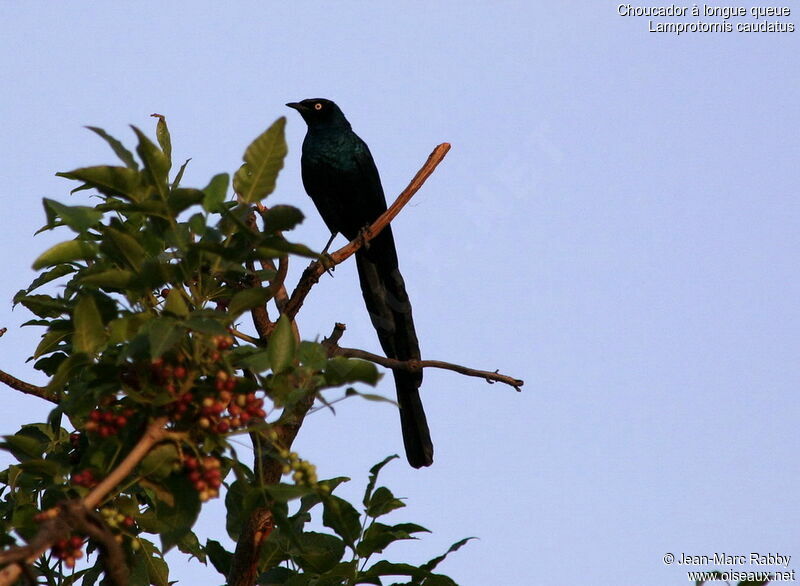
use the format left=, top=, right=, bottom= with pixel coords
left=361, top=560, right=423, bottom=580
left=363, top=455, right=399, bottom=508
left=293, top=532, right=345, bottom=573
left=131, top=125, right=170, bottom=198
left=298, top=341, right=327, bottom=370
left=108, top=313, right=147, bottom=344
left=267, top=314, right=295, bottom=373
left=16, top=294, right=70, bottom=318
left=85, top=126, right=139, bottom=170
left=205, top=539, right=233, bottom=577
left=155, top=475, right=201, bottom=552
left=45, top=353, right=89, bottom=394
left=228, top=287, right=273, bottom=318
left=258, top=236, right=319, bottom=259
left=263, top=483, right=314, bottom=502
left=56, top=166, right=141, bottom=200
left=42, top=198, right=103, bottom=233
left=176, top=530, right=205, bottom=562
left=324, top=357, right=380, bottom=386
left=366, top=486, right=405, bottom=518
left=1, top=434, right=46, bottom=462
left=261, top=205, right=304, bottom=232
left=81, top=269, right=135, bottom=289
left=322, top=495, right=362, bottom=548
left=152, top=113, right=172, bottom=163
left=104, top=226, right=147, bottom=269
left=356, top=522, right=425, bottom=558
left=32, top=240, right=98, bottom=269
left=225, top=479, right=249, bottom=541
left=233, top=117, right=287, bottom=204
left=147, top=318, right=184, bottom=358
left=202, top=173, right=229, bottom=212
left=134, top=538, right=170, bottom=586
left=168, top=188, right=204, bottom=215
left=18, top=265, right=76, bottom=297
left=171, top=158, right=191, bottom=190
left=184, top=316, right=230, bottom=336
left=420, top=536, right=477, bottom=574
left=139, top=443, right=180, bottom=480
left=18, top=458, right=63, bottom=480
left=34, top=329, right=69, bottom=359
left=163, top=288, right=189, bottom=318
left=73, top=295, right=106, bottom=354
left=235, top=349, right=271, bottom=373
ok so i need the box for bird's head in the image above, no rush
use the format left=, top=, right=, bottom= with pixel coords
left=286, top=98, right=350, bottom=129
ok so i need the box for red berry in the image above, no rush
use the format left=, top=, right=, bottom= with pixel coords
left=70, top=536, right=83, bottom=549
left=216, top=420, right=230, bottom=433
left=174, top=366, right=187, bottom=379
left=89, top=410, right=102, bottom=422
left=115, top=415, right=127, bottom=428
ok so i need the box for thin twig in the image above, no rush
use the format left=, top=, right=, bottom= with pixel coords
left=283, top=143, right=451, bottom=320
left=0, top=369, right=57, bottom=404
left=333, top=346, right=523, bottom=392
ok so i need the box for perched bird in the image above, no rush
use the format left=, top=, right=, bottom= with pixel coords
left=286, top=98, right=433, bottom=468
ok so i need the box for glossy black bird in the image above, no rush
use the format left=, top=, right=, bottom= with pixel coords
left=286, top=98, right=433, bottom=468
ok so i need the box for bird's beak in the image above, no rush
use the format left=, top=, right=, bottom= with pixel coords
left=286, top=102, right=304, bottom=111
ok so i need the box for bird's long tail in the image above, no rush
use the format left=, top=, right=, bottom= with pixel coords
left=354, top=230, right=434, bottom=468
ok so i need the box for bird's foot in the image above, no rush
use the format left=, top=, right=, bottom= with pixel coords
left=356, top=226, right=372, bottom=250
left=321, top=253, right=336, bottom=276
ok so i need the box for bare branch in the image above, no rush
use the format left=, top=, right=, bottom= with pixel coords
left=283, top=142, right=451, bottom=320
left=333, top=345, right=524, bottom=392
left=0, top=368, right=57, bottom=404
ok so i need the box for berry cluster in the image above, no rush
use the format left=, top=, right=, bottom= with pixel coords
left=193, top=371, right=267, bottom=434
left=85, top=407, right=135, bottom=438
left=183, top=456, right=223, bottom=502
left=51, top=535, right=85, bottom=568
left=150, top=357, right=188, bottom=395
left=71, top=469, right=98, bottom=488
left=209, top=334, right=235, bottom=362
left=279, top=449, right=318, bottom=486
left=100, top=507, right=136, bottom=532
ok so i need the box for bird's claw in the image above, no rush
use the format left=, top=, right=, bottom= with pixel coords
left=321, top=253, right=336, bottom=276
left=357, top=226, right=372, bottom=250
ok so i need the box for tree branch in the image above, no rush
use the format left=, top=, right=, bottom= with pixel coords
left=0, top=369, right=57, bottom=404
left=334, top=345, right=523, bottom=392
left=0, top=418, right=169, bottom=585
left=0, top=327, right=58, bottom=404
left=283, top=142, right=451, bottom=320
left=84, top=418, right=168, bottom=509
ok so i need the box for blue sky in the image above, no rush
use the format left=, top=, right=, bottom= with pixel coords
left=1, top=3, right=797, bottom=585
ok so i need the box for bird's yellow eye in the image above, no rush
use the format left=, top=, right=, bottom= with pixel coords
left=314, top=103, right=323, bottom=111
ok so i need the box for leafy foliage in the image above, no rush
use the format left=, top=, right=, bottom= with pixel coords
left=0, top=118, right=467, bottom=584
